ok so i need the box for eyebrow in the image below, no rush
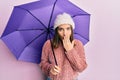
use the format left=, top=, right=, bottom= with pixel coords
left=58, top=26, right=71, bottom=29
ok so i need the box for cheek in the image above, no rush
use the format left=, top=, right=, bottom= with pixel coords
left=58, top=31, right=63, bottom=37
left=67, top=31, right=72, bottom=36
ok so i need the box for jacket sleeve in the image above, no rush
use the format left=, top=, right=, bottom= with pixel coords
left=65, top=39, right=87, bottom=72
left=39, top=40, right=54, bottom=76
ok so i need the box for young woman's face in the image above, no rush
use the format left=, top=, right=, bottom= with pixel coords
left=57, top=24, right=72, bottom=40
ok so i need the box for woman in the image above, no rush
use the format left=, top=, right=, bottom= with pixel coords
left=40, top=13, right=87, bottom=80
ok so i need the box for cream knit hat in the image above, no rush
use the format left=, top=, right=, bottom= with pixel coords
left=54, top=13, right=75, bottom=29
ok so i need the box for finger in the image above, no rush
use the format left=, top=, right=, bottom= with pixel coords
left=54, top=66, right=60, bottom=70
left=72, top=40, right=75, bottom=45
left=54, top=65, right=58, bottom=69
left=55, top=66, right=61, bottom=72
left=63, top=38, right=70, bottom=43
left=63, top=36, right=68, bottom=41
left=54, top=66, right=61, bottom=72
left=63, top=35, right=69, bottom=40
left=54, top=68, right=60, bottom=73
left=52, top=72, right=58, bottom=75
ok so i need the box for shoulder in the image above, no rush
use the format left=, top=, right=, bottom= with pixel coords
left=44, top=39, right=51, bottom=44
left=43, top=40, right=51, bottom=48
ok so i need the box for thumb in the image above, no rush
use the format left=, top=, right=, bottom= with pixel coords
left=72, top=40, right=75, bottom=45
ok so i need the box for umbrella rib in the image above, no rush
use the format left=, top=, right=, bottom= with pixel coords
left=20, top=30, right=47, bottom=54
left=72, top=14, right=90, bottom=18
left=18, top=30, right=47, bottom=58
left=16, top=28, right=44, bottom=31
left=0, top=28, right=44, bottom=38
left=17, top=6, right=47, bottom=29
left=27, top=31, right=47, bottom=46
left=74, top=32, right=89, bottom=41
left=48, top=0, right=57, bottom=28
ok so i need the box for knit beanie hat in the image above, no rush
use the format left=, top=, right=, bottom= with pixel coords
left=54, top=13, right=75, bottom=29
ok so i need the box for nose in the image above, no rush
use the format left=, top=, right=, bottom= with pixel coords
left=63, top=29, right=67, bottom=36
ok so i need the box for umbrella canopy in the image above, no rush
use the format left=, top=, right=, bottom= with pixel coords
left=1, top=0, right=90, bottom=63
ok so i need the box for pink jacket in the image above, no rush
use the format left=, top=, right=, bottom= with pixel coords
left=40, top=39, right=87, bottom=80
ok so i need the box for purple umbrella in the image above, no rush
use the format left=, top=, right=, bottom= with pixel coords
left=1, top=0, right=90, bottom=64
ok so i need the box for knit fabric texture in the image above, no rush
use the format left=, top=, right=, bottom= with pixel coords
left=54, top=13, right=75, bottom=29
left=40, top=39, right=87, bottom=80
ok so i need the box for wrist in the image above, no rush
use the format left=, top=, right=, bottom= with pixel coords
left=65, top=47, right=73, bottom=52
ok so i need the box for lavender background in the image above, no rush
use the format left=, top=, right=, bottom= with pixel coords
left=0, top=0, right=120, bottom=80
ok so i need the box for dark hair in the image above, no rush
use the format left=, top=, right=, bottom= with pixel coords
left=52, top=25, right=74, bottom=48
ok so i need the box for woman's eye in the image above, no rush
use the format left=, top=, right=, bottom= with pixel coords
left=58, top=28, right=63, bottom=31
left=67, top=27, right=71, bottom=30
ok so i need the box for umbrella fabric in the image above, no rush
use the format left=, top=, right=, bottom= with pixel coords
left=1, top=0, right=90, bottom=63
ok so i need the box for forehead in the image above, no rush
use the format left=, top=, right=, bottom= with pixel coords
left=58, top=24, right=71, bottom=28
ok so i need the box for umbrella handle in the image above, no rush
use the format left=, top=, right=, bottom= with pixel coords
left=50, top=39, right=58, bottom=65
